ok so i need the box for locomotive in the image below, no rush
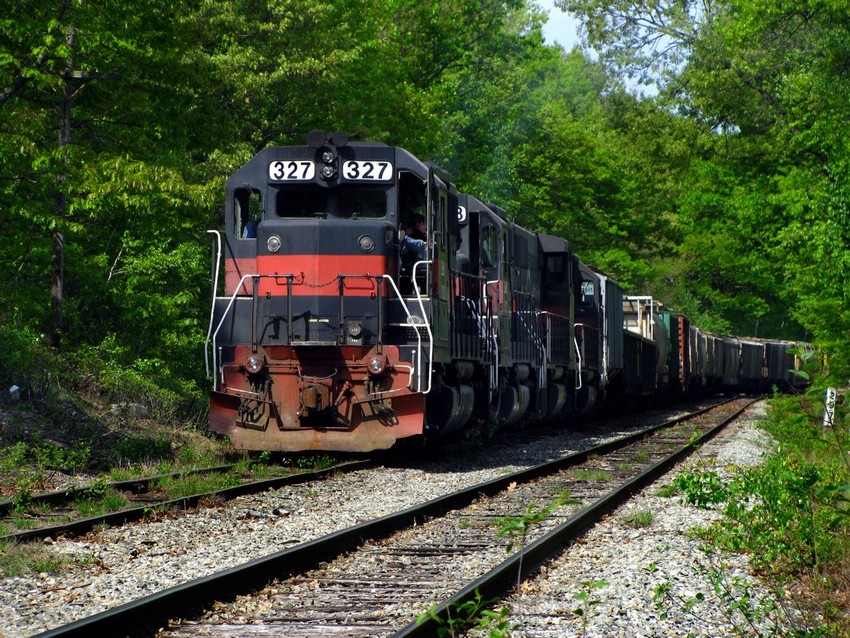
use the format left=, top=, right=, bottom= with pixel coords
left=205, top=132, right=808, bottom=452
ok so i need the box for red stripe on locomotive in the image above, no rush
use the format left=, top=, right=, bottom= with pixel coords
left=225, top=254, right=389, bottom=297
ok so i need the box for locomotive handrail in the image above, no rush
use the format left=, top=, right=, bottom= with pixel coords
left=205, top=230, right=223, bottom=379
left=484, top=280, right=501, bottom=393
left=513, top=302, right=547, bottom=389
left=207, top=272, right=265, bottom=388
left=539, top=311, right=573, bottom=389
left=381, top=271, right=433, bottom=394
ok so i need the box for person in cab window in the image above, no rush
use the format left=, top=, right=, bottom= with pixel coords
left=400, top=214, right=427, bottom=262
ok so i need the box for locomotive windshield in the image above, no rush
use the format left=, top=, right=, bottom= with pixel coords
left=275, top=186, right=387, bottom=219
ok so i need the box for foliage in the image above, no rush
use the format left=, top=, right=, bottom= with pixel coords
left=417, top=589, right=515, bottom=638
left=669, top=375, right=850, bottom=634
left=0, top=441, right=91, bottom=509
left=496, top=490, right=579, bottom=553
left=572, top=579, right=609, bottom=636
left=672, top=469, right=727, bottom=509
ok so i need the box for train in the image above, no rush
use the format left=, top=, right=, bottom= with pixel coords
left=205, top=131, right=809, bottom=452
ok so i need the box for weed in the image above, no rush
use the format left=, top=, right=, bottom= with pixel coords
left=672, top=469, right=727, bottom=508
left=417, top=589, right=516, bottom=637
left=632, top=450, right=651, bottom=463
left=572, top=579, right=609, bottom=636
left=620, top=509, right=655, bottom=528
left=71, top=489, right=128, bottom=518
left=0, top=540, right=71, bottom=577
left=570, top=469, right=612, bottom=482
left=655, top=483, right=681, bottom=497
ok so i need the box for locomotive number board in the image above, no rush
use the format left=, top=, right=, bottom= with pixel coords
left=267, top=160, right=394, bottom=182
left=341, top=160, right=393, bottom=181
left=269, top=160, right=315, bottom=181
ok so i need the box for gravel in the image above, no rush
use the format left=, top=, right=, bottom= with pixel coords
left=0, top=401, right=790, bottom=638
left=479, top=401, right=809, bottom=637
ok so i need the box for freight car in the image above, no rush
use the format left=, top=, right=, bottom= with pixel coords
left=205, top=132, right=809, bottom=452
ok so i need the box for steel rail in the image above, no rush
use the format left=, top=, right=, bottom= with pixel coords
left=0, top=464, right=236, bottom=516
left=392, top=398, right=755, bottom=637
left=31, top=400, right=743, bottom=638
left=1, top=459, right=377, bottom=543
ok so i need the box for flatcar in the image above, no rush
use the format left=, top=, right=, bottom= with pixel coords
left=205, top=133, right=810, bottom=452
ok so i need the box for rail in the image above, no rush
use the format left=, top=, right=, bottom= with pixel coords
left=32, top=400, right=748, bottom=638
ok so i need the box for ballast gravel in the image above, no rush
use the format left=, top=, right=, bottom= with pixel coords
left=474, top=402, right=807, bottom=638
left=0, top=402, right=793, bottom=638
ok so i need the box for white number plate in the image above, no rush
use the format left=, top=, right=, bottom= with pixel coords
left=269, top=160, right=315, bottom=181
left=342, top=160, right=393, bottom=181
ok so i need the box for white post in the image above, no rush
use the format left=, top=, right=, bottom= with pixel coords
left=823, top=387, right=836, bottom=427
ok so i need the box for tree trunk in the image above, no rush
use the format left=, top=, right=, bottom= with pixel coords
left=51, top=26, right=74, bottom=350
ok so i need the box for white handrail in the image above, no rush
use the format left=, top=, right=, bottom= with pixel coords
left=484, top=280, right=501, bottom=392
left=382, top=268, right=433, bottom=394
left=205, top=230, right=223, bottom=378
left=207, top=267, right=435, bottom=395
left=207, top=273, right=262, bottom=390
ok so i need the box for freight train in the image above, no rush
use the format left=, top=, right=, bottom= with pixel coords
left=205, top=132, right=808, bottom=452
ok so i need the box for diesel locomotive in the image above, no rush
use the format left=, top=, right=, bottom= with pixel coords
left=205, top=132, right=808, bottom=452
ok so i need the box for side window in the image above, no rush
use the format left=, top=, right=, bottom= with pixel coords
left=481, top=225, right=498, bottom=268
left=545, top=254, right=565, bottom=285
left=235, top=188, right=262, bottom=239
left=580, top=280, right=596, bottom=306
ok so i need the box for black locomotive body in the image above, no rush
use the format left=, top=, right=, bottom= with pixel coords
left=206, top=134, right=809, bottom=452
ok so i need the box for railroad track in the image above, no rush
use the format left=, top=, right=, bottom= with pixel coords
left=0, top=460, right=377, bottom=543
left=32, top=398, right=754, bottom=638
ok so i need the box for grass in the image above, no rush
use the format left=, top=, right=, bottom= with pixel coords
left=632, top=450, right=651, bottom=463
left=620, top=509, right=655, bottom=528
left=0, top=539, right=72, bottom=577
left=71, top=491, right=129, bottom=518
left=655, top=483, right=681, bottom=497
left=570, top=468, right=612, bottom=481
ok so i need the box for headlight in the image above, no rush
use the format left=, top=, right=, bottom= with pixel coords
left=358, top=235, right=375, bottom=253
left=367, top=355, right=387, bottom=376
left=267, top=235, right=281, bottom=252
left=245, top=356, right=264, bottom=374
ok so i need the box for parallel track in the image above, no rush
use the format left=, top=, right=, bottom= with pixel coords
left=33, top=398, right=754, bottom=638
left=1, top=460, right=377, bottom=543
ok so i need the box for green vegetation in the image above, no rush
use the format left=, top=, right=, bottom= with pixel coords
left=619, top=509, right=654, bottom=528
left=569, top=469, right=612, bottom=482
left=572, top=579, right=610, bottom=636
left=417, top=589, right=515, bottom=638
left=0, top=540, right=73, bottom=578
left=660, top=362, right=850, bottom=635
left=1, top=0, right=849, bottom=623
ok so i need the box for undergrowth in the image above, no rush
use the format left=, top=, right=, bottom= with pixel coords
left=670, top=351, right=850, bottom=636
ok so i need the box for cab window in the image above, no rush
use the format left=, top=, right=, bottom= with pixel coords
left=481, top=225, right=498, bottom=268
left=275, top=187, right=386, bottom=218
left=234, top=188, right=262, bottom=239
